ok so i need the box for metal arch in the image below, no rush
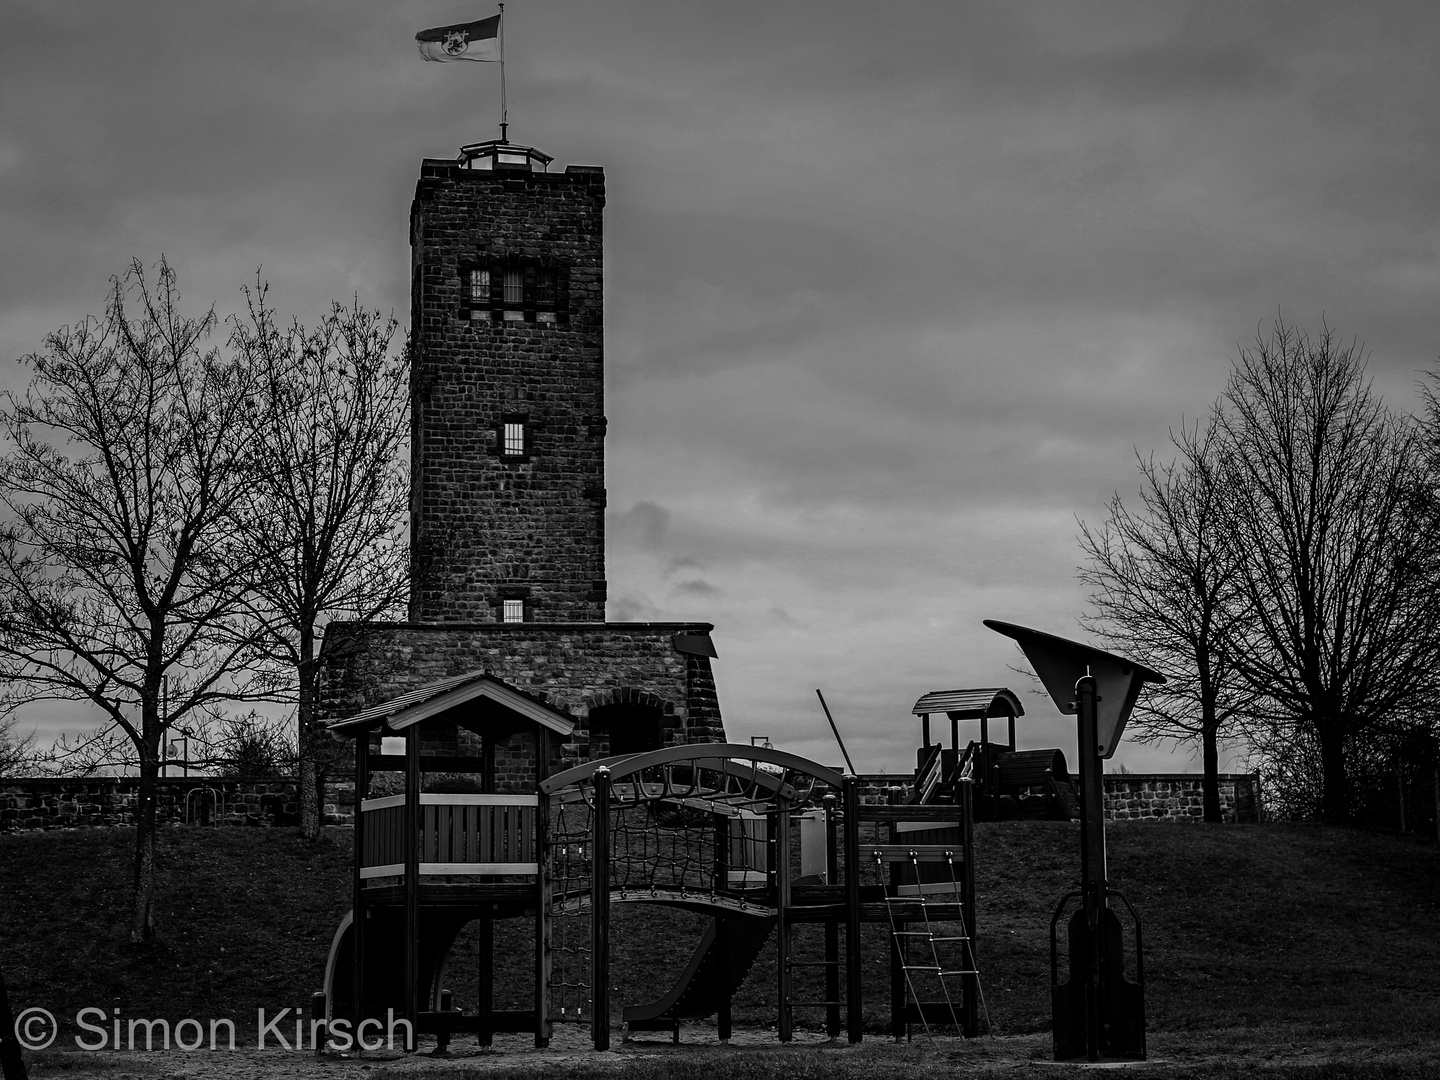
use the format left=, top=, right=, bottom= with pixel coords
left=539, top=741, right=847, bottom=796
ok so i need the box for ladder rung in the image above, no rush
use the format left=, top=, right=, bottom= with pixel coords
left=903, top=964, right=942, bottom=973
left=929, top=935, right=971, bottom=943
left=938, top=970, right=978, bottom=978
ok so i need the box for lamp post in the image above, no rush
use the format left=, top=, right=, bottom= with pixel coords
left=984, top=620, right=1164, bottom=1062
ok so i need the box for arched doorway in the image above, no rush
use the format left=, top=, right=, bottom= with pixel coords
left=589, top=699, right=664, bottom=757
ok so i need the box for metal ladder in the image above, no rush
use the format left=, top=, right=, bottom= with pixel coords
left=874, top=847, right=990, bottom=1041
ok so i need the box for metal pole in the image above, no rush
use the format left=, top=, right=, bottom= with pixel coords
left=1074, top=674, right=1105, bottom=1062
left=815, top=690, right=857, bottom=775
left=497, top=3, right=507, bottom=142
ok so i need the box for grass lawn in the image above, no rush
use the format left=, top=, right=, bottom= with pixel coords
left=2, top=818, right=1438, bottom=1078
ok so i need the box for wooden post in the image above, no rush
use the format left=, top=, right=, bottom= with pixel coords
left=403, top=726, right=420, bottom=1052
left=960, top=777, right=979, bottom=1036
left=477, top=903, right=494, bottom=1046
left=715, top=811, right=733, bottom=1042
left=776, top=806, right=792, bottom=1042
left=887, top=792, right=904, bottom=1043
left=351, top=736, right=370, bottom=1037
left=534, top=727, right=552, bottom=1047
left=823, top=793, right=840, bottom=1039
left=591, top=767, right=611, bottom=1051
left=842, top=775, right=863, bottom=1044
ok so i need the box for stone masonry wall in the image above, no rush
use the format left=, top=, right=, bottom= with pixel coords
left=410, top=158, right=608, bottom=622
left=1, top=771, right=1259, bottom=832
left=853, top=772, right=1263, bottom=822
left=318, top=620, right=727, bottom=780
left=0, top=776, right=358, bottom=833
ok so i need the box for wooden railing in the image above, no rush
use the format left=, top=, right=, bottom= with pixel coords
left=359, top=793, right=538, bottom=879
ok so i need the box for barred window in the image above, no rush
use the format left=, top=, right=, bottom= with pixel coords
left=502, top=598, right=525, bottom=623
left=503, top=270, right=524, bottom=305
left=464, top=261, right=566, bottom=324
left=501, top=421, right=525, bottom=457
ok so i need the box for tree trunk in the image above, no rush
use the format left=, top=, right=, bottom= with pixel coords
left=131, top=751, right=159, bottom=943
left=298, top=628, right=320, bottom=840
left=1201, top=723, right=1222, bottom=823
left=0, top=957, right=31, bottom=1080
left=1317, top=720, right=1349, bottom=822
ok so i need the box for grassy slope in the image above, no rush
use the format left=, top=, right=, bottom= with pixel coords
left=2, top=820, right=1437, bottom=1048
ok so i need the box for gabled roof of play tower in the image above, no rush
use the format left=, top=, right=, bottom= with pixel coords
left=328, top=670, right=575, bottom=737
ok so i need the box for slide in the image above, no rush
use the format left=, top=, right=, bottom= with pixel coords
left=623, top=913, right=776, bottom=1032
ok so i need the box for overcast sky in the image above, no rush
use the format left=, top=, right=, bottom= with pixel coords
left=4, top=2, right=1440, bottom=774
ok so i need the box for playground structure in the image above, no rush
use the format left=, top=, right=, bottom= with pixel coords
left=909, top=688, right=1081, bottom=821
left=319, top=671, right=989, bottom=1051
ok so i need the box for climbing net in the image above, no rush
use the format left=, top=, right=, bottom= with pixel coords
left=548, top=795, right=595, bottom=1023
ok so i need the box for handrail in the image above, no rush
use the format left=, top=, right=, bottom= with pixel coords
left=914, top=742, right=945, bottom=804
left=361, top=793, right=538, bottom=811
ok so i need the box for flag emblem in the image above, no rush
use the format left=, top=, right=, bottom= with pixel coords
left=416, top=15, right=501, bottom=63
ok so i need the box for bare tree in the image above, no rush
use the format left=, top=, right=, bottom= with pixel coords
left=0, top=716, right=36, bottom=777
left=1079, top=418, right=1253, bottom=822
left=1215, top=321, right=1439, bottom=821
left=0, top=258, right=273, bottom=941
left=230, top=284, right=408, bottom=839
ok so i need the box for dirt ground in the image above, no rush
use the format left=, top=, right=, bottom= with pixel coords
left=23, top=1024, right=1440, bottom=1080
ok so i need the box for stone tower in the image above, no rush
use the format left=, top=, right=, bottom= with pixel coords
left=409, top=139, right=607, bottom=623
left=319, top=139, right=726, bottom=776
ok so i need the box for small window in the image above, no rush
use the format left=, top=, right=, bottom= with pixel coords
left=503, top=270, right=524, bottom=306
left=501, top=598, right=525, bottom=623
left=501, top=421, right=525, bottom=457
left=470, top=268, right=490, bottom=302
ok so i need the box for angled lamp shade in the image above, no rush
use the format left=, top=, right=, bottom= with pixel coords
left=983, top=620, right=1165, bottom=759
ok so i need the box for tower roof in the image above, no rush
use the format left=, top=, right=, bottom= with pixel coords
left=457, top=139, right=554, bottom=172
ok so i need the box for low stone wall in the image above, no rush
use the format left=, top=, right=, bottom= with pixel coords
left=0, top=770, right=1260, bottom=832
left=853, top=772, right=1262, bottom=822
left=0, top=776, right=358, bottom=832
left=1104, top=772, right=1261, bottom=823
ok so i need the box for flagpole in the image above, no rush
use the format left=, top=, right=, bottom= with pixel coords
left=498, top=3, right=508, bottom=143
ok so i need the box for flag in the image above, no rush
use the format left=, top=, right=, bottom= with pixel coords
left=416, top=14, right=501, bottom=62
